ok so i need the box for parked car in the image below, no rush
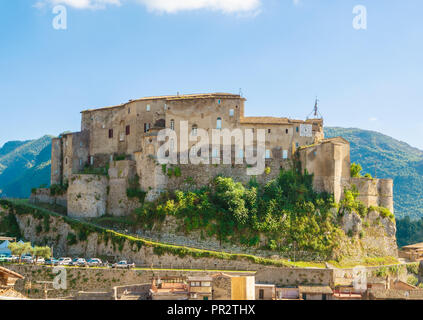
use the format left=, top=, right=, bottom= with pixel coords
left=112, top=260, right=135, bottom=269
left=34, top=257, right=45, bottom=264
left=0, top=254, right=12, bottom=263
left=11, top=255, right=20, bottom=263
left=87, top=258, right=103, bottom=267
left=22, top=255, right=33, bottom=264
left=72, top=258, right=88, bottom=267
left=58, top=257, right=72, bottom=266
left=45, top=258, right=59, bottom=266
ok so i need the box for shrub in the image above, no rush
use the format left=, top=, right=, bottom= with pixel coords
left=350, top=163, right=363, bottom=178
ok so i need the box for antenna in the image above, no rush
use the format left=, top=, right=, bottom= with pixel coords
left=307, top=97, right=323, bottom=119
left=314, top=97, right=319, bottom=117
left=239, top=88, right=243, bottom=97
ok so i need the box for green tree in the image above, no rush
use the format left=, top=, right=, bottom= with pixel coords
left=32, top=246, right=52, bottom=263
left=8, top=242, right=32, bottom=263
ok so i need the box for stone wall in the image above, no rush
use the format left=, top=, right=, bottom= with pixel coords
left=351, top=178, right=394, bottom=214
left=67, top=174, right=108, bottom=218
left=29, top=188, right=67, bottom=208
left=107, top=160, right=140, bottom=216
left=299, top=137, right=351, bottom=203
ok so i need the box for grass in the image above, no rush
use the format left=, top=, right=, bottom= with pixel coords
left=327, top=256, right=400, bottom=269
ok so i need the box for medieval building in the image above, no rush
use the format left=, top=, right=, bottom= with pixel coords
left=39, top=93, right=392, bottom=218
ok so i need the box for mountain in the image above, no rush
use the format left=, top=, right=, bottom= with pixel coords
left=325, top=127, right=423, bottom=220
left=0, top=136, right=53, bottom=199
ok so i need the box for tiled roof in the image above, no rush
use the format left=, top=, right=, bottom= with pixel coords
left=298, top=286, right=333, bottom=294
left=401, top=242, right=423, bottom=250
left=81, top=93, right=243, bottom=113
left=0, top=266, right=25, bottom=280
left=0, top=288, right=27, bottom=299
left=240, top=117, right=290, bottom=124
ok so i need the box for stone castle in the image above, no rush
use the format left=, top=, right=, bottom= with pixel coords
left=39, top=93, right=393, bottom=218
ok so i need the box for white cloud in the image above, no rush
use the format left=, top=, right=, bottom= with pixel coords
left=136, top=0, right=261, bottom=14
left=36, top=0, right=261, bottom=13
left=41, top=0, right=122, bottom=10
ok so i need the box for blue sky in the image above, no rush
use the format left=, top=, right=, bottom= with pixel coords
left=1, top=0, right=422, bottom=149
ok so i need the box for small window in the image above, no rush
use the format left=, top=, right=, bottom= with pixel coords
left=119, top=132, right=125, bottom=142
left=296, top=142, right=299, bottom=148
left=191, top=125, right=198, bottom=136
left=259, top=289, right=264, bottom=300
left=170, top=119, right=175, bottom=131
left=265, top=150, right=271, bottom=159
left=90, top=156, right=94, bottom=166
left=286, top=129, right=289, bottom=134
left=65, top=157, right=68, bottom=165
left=128, top=108, right=131, bottom=114
left=126, top=125, right=130, bottom=135
left=239, top=149, right=244, bottom=159
left=144, top=123, right=150, bottom=133
left=282, top=150, right=288, bottom=159
left=79, top=159, right=83, bottom=167
left=216, top=117, right=222, bottom=129
left=296, top=127, right=299, bottom=133
left=109, top=129, right=113, bottom=138
left=268, top=129, right=271, bottom=134
left=212, top=149, right=219, bottom=158
left=229, top=109, right=234, bottom=117
left=164, top=104, right=167, bottom=110
left=218, top=99, right=221, bottom=105
left=146, top=104, right=151, bottom=112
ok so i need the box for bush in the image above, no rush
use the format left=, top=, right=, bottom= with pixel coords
left=351, top=163, right=363, bottom=178
left=50, top=183, right=68, bottom=196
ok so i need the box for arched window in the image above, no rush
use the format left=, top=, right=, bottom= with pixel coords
left=191, top=124, right=198, bottom=136
left=170, top=119, right=175, bottom=131
left=216, top=117, right=222, bottom=129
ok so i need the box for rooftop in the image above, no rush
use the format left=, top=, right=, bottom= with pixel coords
left=401, top=242, right=423, bottom=250
left=298, top=285, right=333, bottom=294
left=0, top=266, right=25, bottom=280
left=81, top=93, right=244, bottom=113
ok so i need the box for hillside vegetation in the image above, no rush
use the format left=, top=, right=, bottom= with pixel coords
left=325, top=127, right=423, bottom=220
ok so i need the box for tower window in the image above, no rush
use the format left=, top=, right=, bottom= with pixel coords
left=109, top=129, right=114, bottom=138
left=170, top=119, right=175, bottom=131
left=146, top=104, right=151, bottom=112
left=229, top=109, right=234, bottom=117
left=216, top=117, right=222, bottom=129
left=191, top=125, right=198, bottom=136
left=126, top=125, right=130, bottom=135
left=265, top=150, right=271, bottom=159
left=286, top=129, right=289, bottom=134
left=268, top=129, right=271, bottom=134
left=296, top=127, right=299, bottom=133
